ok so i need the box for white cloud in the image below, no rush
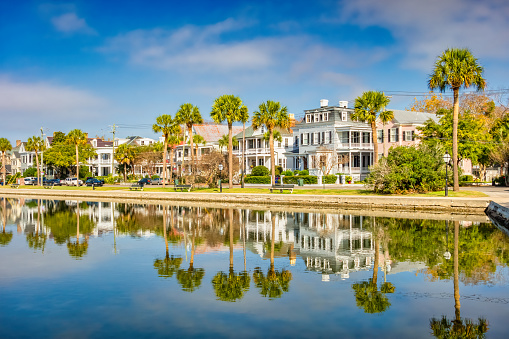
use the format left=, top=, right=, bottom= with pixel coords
left=0, top=77, right=106, bottom=117
left=339, top=0, right=509, bottom=70
left=51, top=12, right=96, bottom=35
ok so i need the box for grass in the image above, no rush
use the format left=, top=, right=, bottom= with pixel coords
left=0, top=185, right=488, bottom=197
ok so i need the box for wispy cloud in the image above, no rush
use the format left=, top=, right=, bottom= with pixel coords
left=51, top=12, right=96, bottom=35
left=338, top=0, right=509, bottom=70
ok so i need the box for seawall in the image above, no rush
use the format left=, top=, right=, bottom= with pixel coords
left=485, top=201, right=509, bottom=235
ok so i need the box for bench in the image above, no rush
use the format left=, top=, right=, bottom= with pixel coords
left=43, top=183, right=54, bottom=189
left=129, top=184, right=144, bottom=191
left=270, top=184, right=294, bottom=193
left=10, top=184, right=19, bottom=189
left=174, top=184, right=192, bottom=192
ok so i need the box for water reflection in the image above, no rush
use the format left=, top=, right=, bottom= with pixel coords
left=1, top=197, right=508, bottom=337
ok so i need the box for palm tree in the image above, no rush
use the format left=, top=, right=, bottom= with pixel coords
left=0, top=198, right=13, bottom=246
left=240, top=109, right=249, bottom=188
left=218, top=134, right=238, bottom=153
left=252, top=213, right=292, bottom=299
left=167, top=134, right=182, bottom=183
left=252, top=100, right=290, bottom=184
left=211, top=95, right=248, bottom=189
left=26, top=136, right=44, bottom=186
left=429, top=48, right=486, bottom=191
left=154, top=205, right=183, bottom=278
left=190, top=134, right=206, bottom=162
left=352, top=91, right=393, bottom=165
left=67, top=203, right=90, bottom=259
left=115, top=144, right=137, bottom=182
left=153, top=114, right=181, bottom=188
left=0, top=138, right=12, bottom=185
left=176, top=104, right=203, bottom=175
left=26, top=199, right=46, bottom=252
left=177, top=226, right=205, bottom=292
left=66, top=129, right=88, bottom=187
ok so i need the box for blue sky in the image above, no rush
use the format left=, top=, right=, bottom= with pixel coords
left=1, top=0, right=508, bottom=142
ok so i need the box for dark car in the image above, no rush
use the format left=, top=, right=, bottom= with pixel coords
left=138, top=178, right=152, bottom=186
left=86, top=177, right=105, bottom=184
left=46, top=179, right=62, bottom=186
left=85, top=178, right=104, bottom=187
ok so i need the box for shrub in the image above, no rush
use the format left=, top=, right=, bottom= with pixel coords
left=323, top=174, right=337, bottom=184
left=460, top=175, right=473, bottom=182
left=493, top=176, right=506, bottom=186
left=275, top=166, right=283, bottom=176
left=366, top=144, right=447, bottom=194
left=151, top=175, right=160, bottom=179
left=282, top=170, right=294, bottom=176
left=23, top=167, right=37, bottom=177
left=244, top=175, right=271, bottom=184
left=251, top=165, right=270, bottom=177
left=293, top=170, right=300, bottom=175
left=345, top=175, right=353, bottom=183
left=283, top=175, right=317, bottom=184
left=300, top=169, right=309, bottom=175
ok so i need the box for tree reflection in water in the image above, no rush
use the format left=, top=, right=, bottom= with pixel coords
left=253, top=212, right=292, bottom=299
left=67, top=202, right=89, bottom=259
left=212, top=208, right=250, bottom=302
left=26, top=199, right=46, bottom=252
left=154, top=205, right=182, bottom=278
left=0, top=198, right=13, bottom=246
left=429, top=221, right=489, bottom=339
left=177, top=209, right=205, bottom=292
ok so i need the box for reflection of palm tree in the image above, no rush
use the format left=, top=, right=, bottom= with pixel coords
left=212, top=208, right=250, bottom=302
left=26, top=199, right=46, bottom=252
left=154, top=205, right=182, bottom=278
left=253, top=213, right=292, bottom=299
left=430, top=221, right=489, bottom=338
left=177, top=227, right=205, bottom=292
left=0, top=198, right=13, bottom=246
left=67, top=202, right=89, bottom=259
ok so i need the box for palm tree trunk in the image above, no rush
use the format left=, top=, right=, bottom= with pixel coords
left=229, top=208, right=234, bottom=270
left=163, top=205, right=168, bottom=257
left=75, top=145, right=79, bottom=187
left=76, top=202, right=80, bottom=244
left=188, top=126, right=194, bottom=175
left=2, top=198, right=6, bottom=232
left=169, top=147, right=174, bottom=184
left=1, top=152, right=6, bottom=185
left=242, top=122, right=246, bottom=187
left=162, top=139, right=168, bottom=189
left=453, top=220, right=461, bottom=321
left=371, top=121, right=379, bottom=165
left=373, top=219, right=379, bottom=285
left=269, top=129, right=275, bottom=184
left=270, top=213, right=276, bottom=272
left=35, top=150, right=40, bottom=186
left=228, top=123, right=233, bottom=189
left=190, top=228, right=196, bottom=271
left=123, top=165, right=127, bottom=183
left=452, top=88, right=460, bottom=191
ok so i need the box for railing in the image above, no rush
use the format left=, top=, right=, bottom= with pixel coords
left=336, top=143, right=373, bottom=150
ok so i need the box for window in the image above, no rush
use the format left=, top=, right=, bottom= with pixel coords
left=377, top=130, right=384, bottom=143
left=302, top=133, right=309, bottom=145
left=404, top=130, right=414, bottom=141
left=353, top=155, right=360, bottom=167
left=362, top=132, right=370, bottom=144
left=323, top=112, right=329, bottom=121
left=324, top=131, right=331, bottom=144
left=390, top=128, right=399, bottom=142
left=314, top=132, right=319, bottom=144
left=306, top=114, right=313, bottom=123
left=351, top=132, right=360, bottom=143
left=341, top=111, right=347, bottom=121
left=340, top=131, right=349, bottom=144
left=285, top=138, right=289, bottom=147
left=278, top=141, right=281, bottom=148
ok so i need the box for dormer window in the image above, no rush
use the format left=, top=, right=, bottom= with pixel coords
left=323, top=112, right=329, bottom=121
left=306, top=114, right=313, bottom=123
left=341, top=111, right=347, bottom=121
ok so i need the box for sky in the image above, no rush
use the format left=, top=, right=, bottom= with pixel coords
left=1, top=0, right=508, bottom=143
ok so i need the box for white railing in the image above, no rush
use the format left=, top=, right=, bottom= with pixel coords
left=336, top=143, right=373, bottom=150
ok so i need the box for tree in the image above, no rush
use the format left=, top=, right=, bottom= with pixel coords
left=0, top=198, right=13, bottom=247
left=190, top=134, right=206, bottom=161
left=154, top=206, right=183, bottom=278
left=167, top=134, right=182, bottom=183
left=239, top=108, right=249, bottom=188
left=252, top=100, right=290, bottom=184
left=0, top=138, right=12, bottom=185
left=153, top=114, right=180, bottom=188
left=115, top=144, right=137, bottom=182
left=66, top=129, right=88, bottom=187
left=352, top=91, right=393, bottom=165
left=211, top=95, right=248, bottom=189
left=26, top=136, right=44, bottom=186
left=428, top=48, right=486, bottom=191
left=218, top=134, right=238, bottom=153
left=176, top=226, right=205, bottom=292
left=43, top=143, right=95, bottom=179
left=176, top=103, right=203, bottom=175
left=407, top=91, right=452, bottom=114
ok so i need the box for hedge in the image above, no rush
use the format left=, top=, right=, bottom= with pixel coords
left=283, top=175, right=317, bottom=184
left=244, top=176, right=271, bottom=184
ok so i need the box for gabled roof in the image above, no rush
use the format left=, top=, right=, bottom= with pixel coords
left=391, top=110, right=438, bottom=125
left=234, top=125, right=293, bottom=139
left=193, top=124, right=244, bottom=143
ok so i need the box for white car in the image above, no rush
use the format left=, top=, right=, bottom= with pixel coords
left=152, top=178, right=169, bottom=185
left=65, top=177, right=83, bottom=186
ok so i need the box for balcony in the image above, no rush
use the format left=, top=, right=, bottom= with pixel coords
left=336, top=143, right=373, bottom=150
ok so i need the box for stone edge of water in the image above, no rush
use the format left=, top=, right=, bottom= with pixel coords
left=485, top=201, right=509, bottom=234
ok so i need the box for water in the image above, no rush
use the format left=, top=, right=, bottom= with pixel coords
left=0, top=197, right=508, bottom=339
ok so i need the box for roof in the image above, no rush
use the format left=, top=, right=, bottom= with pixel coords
left=47, top=136, right=113, bottom=147
left=193, top=124, right=244, bottom=143
left=234, top=125, right=293, bottom=139
left=391, top=110, right=438, bottom=125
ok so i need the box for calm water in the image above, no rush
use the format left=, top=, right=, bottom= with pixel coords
left=0, top=197, right=508, bottom=339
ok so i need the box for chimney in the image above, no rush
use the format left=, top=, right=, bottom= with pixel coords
left=289, top=114, right=296, bottom=127
left=339, top=101, right=348, bottom=108
left=320, top=99, right=329, bottom=107
left=16, top=140, right=21, bottom=147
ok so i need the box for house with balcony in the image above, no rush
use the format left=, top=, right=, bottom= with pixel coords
left=289, top=100, right=374, bottom=180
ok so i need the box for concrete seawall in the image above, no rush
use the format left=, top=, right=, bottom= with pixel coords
left=0, top=188, right=490, bottom=214
left=485, top=201, right=509, bottom=235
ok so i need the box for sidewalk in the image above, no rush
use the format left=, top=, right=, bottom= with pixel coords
left=460, top=185, right=509, bottom=208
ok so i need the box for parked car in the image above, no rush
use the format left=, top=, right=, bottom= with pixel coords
left=151, top=178, right=169, bottom=185
left=138, top=178, right=152, bottom=186
left=65, top=177, right=83, bottom=186
left=47, top=179, right=63, bottom=186
left=23, top=177, right=37, bottom=185
left=86, top=177, right=105, bottom=185
left=85, top=178, right=103, bottom=187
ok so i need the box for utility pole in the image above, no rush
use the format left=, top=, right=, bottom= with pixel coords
left=40, top=127, right=45, bottom=178
left=110, top=124, right=116, bottom=176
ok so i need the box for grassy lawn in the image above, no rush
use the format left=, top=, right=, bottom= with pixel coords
left=0, top=185, right=488, bottom=197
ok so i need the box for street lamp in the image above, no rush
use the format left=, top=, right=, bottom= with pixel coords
left=443, top=152, right=451, bottom=197
left=218, top=164, right=223, bottom=193
left=444, top=220, right=451, bottom=260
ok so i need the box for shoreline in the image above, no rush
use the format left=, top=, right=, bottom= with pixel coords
left=0, top=188, right=491, bottom=215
